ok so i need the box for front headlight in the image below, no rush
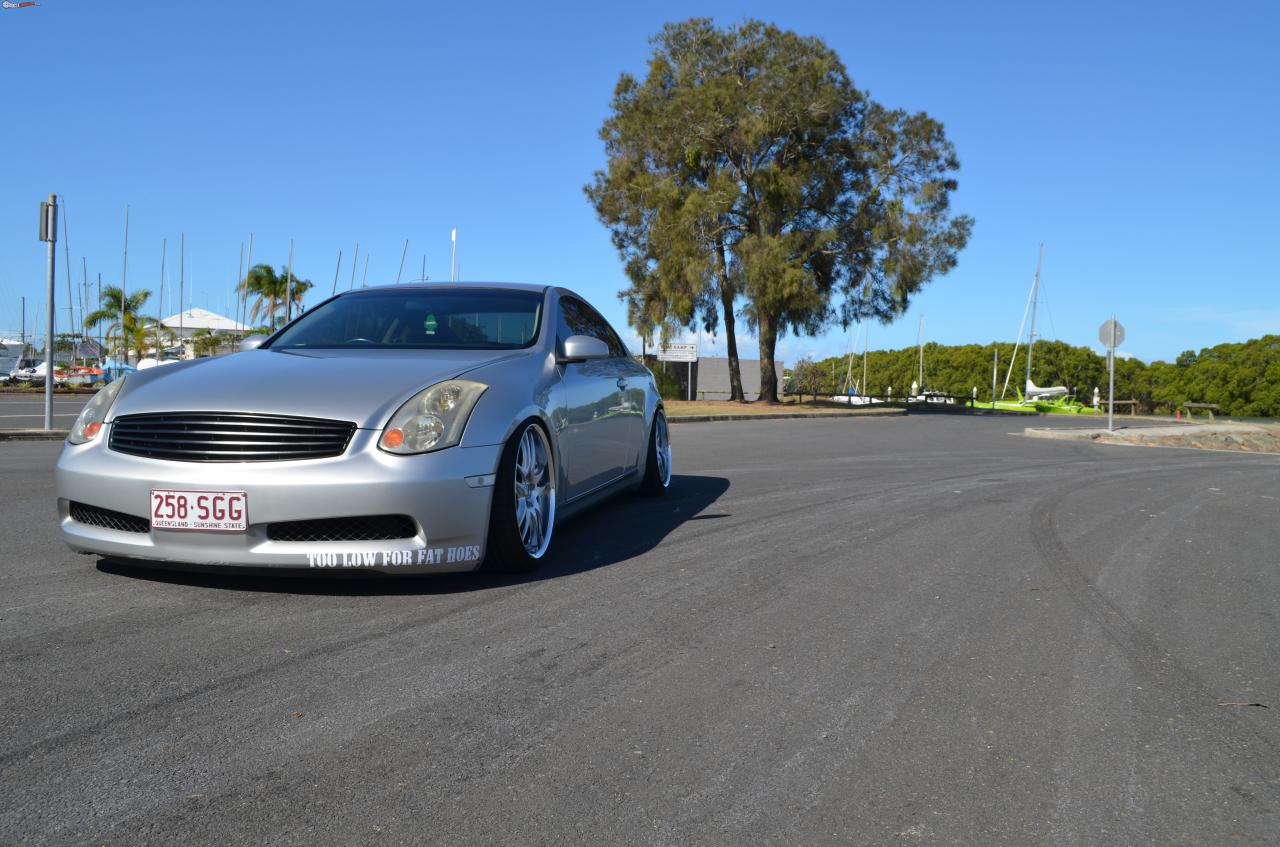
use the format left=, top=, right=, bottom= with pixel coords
left=68, top=378, right=126, bottom=445
left=379, top=379, right=488, bottom=455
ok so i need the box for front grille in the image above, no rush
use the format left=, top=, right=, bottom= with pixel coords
left=266, top=514, right=418, bottom=543
left=70, top=501, right=150, bottom=534
left=109, top=412, right=356, bottom=462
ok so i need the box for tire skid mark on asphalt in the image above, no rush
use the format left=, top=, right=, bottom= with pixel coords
left=7, top=431, right=1274, bottom=841
left=644, top=455, right=1194, bottom=564
left=7, top=483, right=1012, bottom=840
left=1030, top=470, right=1280, bottom=816
left=0, top=583, right=526, bottom=768
left=500, top=508, right=1007, bottom=841
left=1, top=583, right=567, bottom=836
left=545, top=498, right=1022, bottom=837
left=1, top=452, right=1244, bottom=773
left=1042, top=481, right=1213, bottom=846
left=661, top=497, right=1063, bottom=841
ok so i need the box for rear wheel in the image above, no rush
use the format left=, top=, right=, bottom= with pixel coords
left=483, top=421, right=556, bottom=573
left=636, top=408, right=672, bottom=496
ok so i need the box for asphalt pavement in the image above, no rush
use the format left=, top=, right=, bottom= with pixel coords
left=2, top=416, right=1278, bottom=845
left=0, top=393, right=87, bottom=428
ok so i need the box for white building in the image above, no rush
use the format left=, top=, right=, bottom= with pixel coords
left=148, top=308, right=249, bottom=359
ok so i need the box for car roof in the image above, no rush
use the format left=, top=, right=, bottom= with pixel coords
left=344, top=282, right=551, bottom=296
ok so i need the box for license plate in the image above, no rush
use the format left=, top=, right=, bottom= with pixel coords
left=150, top=489, right=248, bottom=532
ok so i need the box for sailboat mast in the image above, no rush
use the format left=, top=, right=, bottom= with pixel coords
left=1025, top=244, right=1043, bottom=390
left=158, top=238, right=167, bottom=360
left=179, top=233, right=185, bottom=347
left=917, top=314, right=925, bottom=391
left=863, top=324, right=869, bottom=396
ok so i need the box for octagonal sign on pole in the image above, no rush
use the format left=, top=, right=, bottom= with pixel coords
left=1099, top=318, right=1125, bottom=349
left=1099, top=317, right=1125, bottom=432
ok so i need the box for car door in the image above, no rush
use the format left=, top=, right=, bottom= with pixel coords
left=596, top=317, right=647, bottom=473
left=555, top=296, right=636, bottom=501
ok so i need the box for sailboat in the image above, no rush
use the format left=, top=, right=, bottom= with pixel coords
left=907, top=315, right=955, bottom=404
left=990, top=246, right=1098, bottom=414
left=829, top=321, right=883, bottom=404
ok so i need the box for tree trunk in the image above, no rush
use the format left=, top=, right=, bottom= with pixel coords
left=756, top=309, right=781, bottom=404
left=715, top=238, right=745, bottom=402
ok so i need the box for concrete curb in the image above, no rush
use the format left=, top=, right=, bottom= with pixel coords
left=1021, top=424, right=1280, bottom=455
left=668, top=410, right=906, bottom=424
left=0, top=429, right=69, bottom=442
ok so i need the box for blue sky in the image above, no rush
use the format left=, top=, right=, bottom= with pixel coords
left=1, top=1, right=1276, bottom=364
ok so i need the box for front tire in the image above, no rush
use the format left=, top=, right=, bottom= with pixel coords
left=483, top=420, right=556, bottom=573
left=636, top=408, right=672, bottom=496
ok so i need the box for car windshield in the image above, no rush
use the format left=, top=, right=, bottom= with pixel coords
left=267, top=288, right=544, bottom=350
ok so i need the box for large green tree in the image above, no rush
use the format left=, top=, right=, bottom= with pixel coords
left=237, top=264, right=314, bottom=331
left=84, top=285, right=151, bottom=364
left=589, top=18, right=973, bottom=402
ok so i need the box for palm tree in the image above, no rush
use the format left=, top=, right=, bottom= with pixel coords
left=153, top=324, right=178, bottom=359
left=125, top=321, right=158, bottom=362
left=84, top=286, right=151, bottom=364
left=191, top=328, right=232, bottom=358
left=238, top=264, right=314, bottom=330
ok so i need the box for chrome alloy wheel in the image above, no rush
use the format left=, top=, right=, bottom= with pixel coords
left=654, top=411, right=672, bottom=487
left=513, top=424, right=556, bottom=558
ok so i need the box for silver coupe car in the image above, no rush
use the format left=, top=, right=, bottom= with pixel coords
left=56, top=284, right=672, bottom=574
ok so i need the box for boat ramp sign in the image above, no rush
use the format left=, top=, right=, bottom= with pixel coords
left=657, top=343, right=698, bottom=362
left=1099, top=319, right=1125, bottom=350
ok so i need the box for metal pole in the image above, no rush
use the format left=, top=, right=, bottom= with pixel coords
left=285, top=239, right=294, bottom=325
left=236, top=242, right=245, bottom=337
left=96, top=274, right=101, bottom=354
left=348, top=243, right=359, bottom=291
left=42, top=195, right=57, bottom=430
left=1025, top=244, right=1043, bottom=392
left=863, top=324, right=869, bottom=397
left=121, top=206, right=129, bottom=364
left=687, top=360, right=692, bottom=402
left=243, top=233, right=254, bottom=331
left=62, top=200, right=74, bottom=359
left=361, top=254, right=369, bottom=288
left=917, top=314, right=924, bottom=391
left=331, top=249, right=342, bottom=295
left=396, top=239, right=408, bottom=284
left=158, top=238, right=167, bottom=359
left=81, top=257, right=89, bottom=364
left=992, top=346, right=997, bottom=408
left=21, top=295, right=25, bottom=344
left=1108, top=317, right=1116, bottom=433
left=179, top=233, right=185, bottom=355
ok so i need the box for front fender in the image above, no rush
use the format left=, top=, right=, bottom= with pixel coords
left=459, top=349, right=563, bottom=449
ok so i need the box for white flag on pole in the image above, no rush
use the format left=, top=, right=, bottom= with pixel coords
left=451, top=228, right=457, bottom=243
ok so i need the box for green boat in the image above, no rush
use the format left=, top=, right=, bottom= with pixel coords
left=990, top=246, right=1102, bottom=416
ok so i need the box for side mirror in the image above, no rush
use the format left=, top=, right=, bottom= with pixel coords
left=559, top=335, right=610, bottom=363
left=239, top=335, right=267, bottom=352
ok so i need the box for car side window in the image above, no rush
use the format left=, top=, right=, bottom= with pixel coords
left=558, top=296, right=627, bottom=358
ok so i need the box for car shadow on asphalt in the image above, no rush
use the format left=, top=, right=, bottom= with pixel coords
left=94, top=473, right=730, bottom=596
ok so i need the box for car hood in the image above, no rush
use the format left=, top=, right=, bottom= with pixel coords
left=110, top=348, right=528, bottom=429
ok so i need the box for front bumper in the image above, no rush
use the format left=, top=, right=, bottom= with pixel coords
left=55, top=428, right=501, bottom=573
